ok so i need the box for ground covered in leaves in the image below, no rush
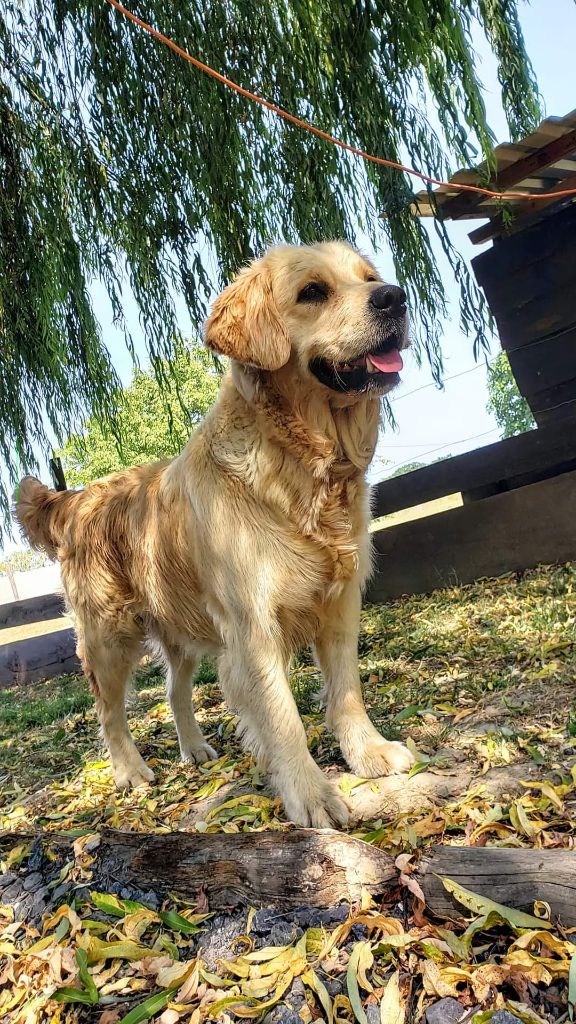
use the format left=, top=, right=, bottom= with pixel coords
left=1, top=562, right=575, bottom=1023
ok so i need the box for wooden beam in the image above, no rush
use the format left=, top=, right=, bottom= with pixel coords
left=0, top=592, right=67, bottom=630
left=0, top=628, right=80, bottom=689
left=468, top=174, right=576, bottom=245
left=0, top=829, right=397, bottom=910
left=368, top=469, right=576, bottom=601
left=371, top=414, right=576, bottom=518
left=440, top=126, right=576, bottom=222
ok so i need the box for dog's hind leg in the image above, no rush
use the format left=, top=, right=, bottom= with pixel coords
left=80, top=625, right=153, bottom=790
left=161, top=643, right=218, bottom=764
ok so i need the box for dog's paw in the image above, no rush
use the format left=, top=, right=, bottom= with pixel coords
left=346, top=737, right=415, bottom=778
left=113, top=757, right=155, bottom=790
left=181, top=740, right=218, bottom=764
left=279, top=773, right=350, bottom=829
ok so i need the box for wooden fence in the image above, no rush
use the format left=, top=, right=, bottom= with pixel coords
left=366, top=412, right=576, bottom=602
left=0, top=593, right=79, bottom=688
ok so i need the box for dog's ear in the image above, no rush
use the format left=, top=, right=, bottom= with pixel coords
left=204, top=264, right=291, bottom=371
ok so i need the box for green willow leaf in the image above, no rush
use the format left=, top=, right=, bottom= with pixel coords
left=0, top=0, right=542, bottom=536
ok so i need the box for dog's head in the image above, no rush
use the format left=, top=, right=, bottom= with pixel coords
left=204, top=241, right=408, bottom=398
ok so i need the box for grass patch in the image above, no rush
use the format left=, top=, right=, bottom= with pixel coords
left=0, top=677, right=92, bottom=729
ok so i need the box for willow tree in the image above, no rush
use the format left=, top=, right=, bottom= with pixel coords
left=1, top=0, right=540, bottom=536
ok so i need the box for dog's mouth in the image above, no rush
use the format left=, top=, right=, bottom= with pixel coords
left=309, top=340, right=404, bottom=394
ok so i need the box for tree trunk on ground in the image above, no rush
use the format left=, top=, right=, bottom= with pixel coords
left=1, top=828, right=575, bottom=925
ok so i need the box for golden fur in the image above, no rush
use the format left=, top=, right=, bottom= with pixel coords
left=15, top=241, right=414, bottom=827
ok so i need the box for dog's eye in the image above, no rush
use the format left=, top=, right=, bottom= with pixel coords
left=366, top=275, right=378, bottom=282
left=297, top=282, right=329, bottom=303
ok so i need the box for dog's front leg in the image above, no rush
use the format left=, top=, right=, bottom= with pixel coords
left=314, top=581, right=415, bottom=778
left=219, top=626, right=350, bottom=828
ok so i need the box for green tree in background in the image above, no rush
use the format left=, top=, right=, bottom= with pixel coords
left=388, top=461, right=427, bottom=479
left=0, top=0, right=541, bottom=535
left=486, top=352, right=535, bottom=439
left=0, top=549, right=51, bottom=576
left=58, top=343, right=220, bottom=487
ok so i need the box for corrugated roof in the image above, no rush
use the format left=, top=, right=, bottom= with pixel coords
left=411, top=109, right=576, bottom=243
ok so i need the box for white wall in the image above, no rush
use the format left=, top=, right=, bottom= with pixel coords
left=0, top=564, right=62, bottom=606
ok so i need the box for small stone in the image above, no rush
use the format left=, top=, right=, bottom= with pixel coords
left=252, top=908, right=281, bottom=933
left=0, top=871, right=17, bottom=888
left=1, top=881, right=23, bottom=903
left=491, top=1013, right=521, bottom=1024
left=291, top=904, right=349, bottom=929
left=115, top=885, right=158, bottom=909
left=269, top=922, right=303, bottom=948
left=12, top=895, right=34, bottom=920
left=348, top=923, right=368, bottom=942
left=323, top=977, right=343, bottom=997
left=293, top=907, right=316, bottom=928
left=27, top=840, right=45, bottom=873
left=198, top=913, right=247, bottom=971
left=51, top=882, right=72, bottom=903
left=318, top=905, right=349, bottom=926
left=284, top=976, right=306, bottom=1011
left=31, top=885, right=50, bottom=906
left=262, top=1008, right=303, bottom=1024
left=23, top=872, right=44, bottom=893
left=29, top=888, right=51, bottom=929
left=425, top=998, right=467, bottom=1024
left=316, top=969, right=343, bottom=997
left=366, top=1006, right=380, bottom=1024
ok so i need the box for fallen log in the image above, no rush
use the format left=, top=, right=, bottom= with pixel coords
left=1, top=829, right=576, bottom=925
left=420, top=845, right=576, bottom=926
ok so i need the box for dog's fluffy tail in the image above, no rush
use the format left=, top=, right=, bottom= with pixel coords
left=14, top=476, right=76, bottom=559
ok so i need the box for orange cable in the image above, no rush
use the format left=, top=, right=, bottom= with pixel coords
left=103, top=0, right=576, bottom=204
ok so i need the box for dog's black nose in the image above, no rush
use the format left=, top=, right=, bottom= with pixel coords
left=369, top=284, right=407, bottom=317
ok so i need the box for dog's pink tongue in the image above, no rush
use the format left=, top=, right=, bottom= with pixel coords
left=367, top=349, right=403, bottom=373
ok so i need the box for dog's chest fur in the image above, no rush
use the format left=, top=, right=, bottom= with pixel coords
left=203, top=376, right=376, bottom=613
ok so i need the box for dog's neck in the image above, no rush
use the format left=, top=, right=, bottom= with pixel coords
left=231, top=362, right=380, bottom=480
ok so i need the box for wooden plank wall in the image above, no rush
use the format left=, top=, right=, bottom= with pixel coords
left=0, top=592, right=79, bottom=688
left=0, top=629, right=80, bottom=688
left=371, top=413, right=576, bottom=517
left=367, top=468, right=576, bottom=602
left=472, top=203, right=576, bottom=425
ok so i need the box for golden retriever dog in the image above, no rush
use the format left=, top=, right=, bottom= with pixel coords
left=15, top=240, right=415, bottom=827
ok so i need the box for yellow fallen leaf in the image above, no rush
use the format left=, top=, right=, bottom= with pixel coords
left=86, top=936, right=162, bottom=964
left=116, top=908, right=159, bottom=942
left=509, top=800, right=541, bottom=838
left=439, top=876, right=553, bottom=930
left=303, top=968, right=334, bottom=1024
left=22, top=935, right=56, bottom=957
left=159, top=1010, right=181, bottom=1024
left=143, top=959, right=192, bottom=991
left=510, top=930, right=576, bottom=958
left=379, top=971, right=405, bottom=1024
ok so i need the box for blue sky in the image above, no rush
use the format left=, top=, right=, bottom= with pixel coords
left=3, top=0, right=576, bottom=553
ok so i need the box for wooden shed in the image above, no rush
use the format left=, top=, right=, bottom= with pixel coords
left=367, top=110, right=576, bottom=602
